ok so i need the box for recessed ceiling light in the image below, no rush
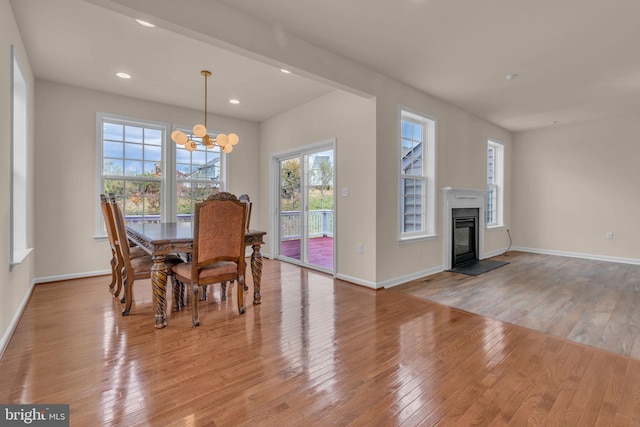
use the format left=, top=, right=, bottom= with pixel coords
left=229, top=99, right=240, bottom=104
left=280, top=69, right=292, bottom=74
left=116, top=72, right=132, bottom=79
left=135, top=19, right=155, bottom=28
left=505, top=73, right=517, bottom=81
left=550, top=120, right=559, bottom=125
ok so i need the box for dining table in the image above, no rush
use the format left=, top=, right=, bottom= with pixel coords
left=125, top=221, right=267, bottom=328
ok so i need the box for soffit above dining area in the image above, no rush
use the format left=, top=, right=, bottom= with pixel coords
left=12, top=0, right=640, bottom=132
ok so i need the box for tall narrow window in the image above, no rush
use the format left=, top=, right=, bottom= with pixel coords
left=11, top=47, right=30, bottom=267
left=399, top=108, right=436, bottom=240
left=487, top=139, right=504, bottom=227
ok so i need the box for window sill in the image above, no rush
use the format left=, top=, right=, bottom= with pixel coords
left=486, top=224, right=507, bottom=231
left=10, top=247, right=33, bottom=270
left=399, top=233, right=439, bottom=244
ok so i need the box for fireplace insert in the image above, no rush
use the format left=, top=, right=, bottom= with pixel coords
left=452, top=208, right=479, bottom=267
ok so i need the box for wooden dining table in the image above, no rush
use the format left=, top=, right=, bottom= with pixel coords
left=125, top=221, right=267, bottom=328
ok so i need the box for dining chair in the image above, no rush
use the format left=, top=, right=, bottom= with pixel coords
left=100, top=194, right=147, bottom=299
left=108, top=195, right=184, bottom=316
left=172, top=191, right=248, bottom=326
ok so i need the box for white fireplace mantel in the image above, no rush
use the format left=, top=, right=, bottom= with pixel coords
left=442, top=187, right=488, bottom=270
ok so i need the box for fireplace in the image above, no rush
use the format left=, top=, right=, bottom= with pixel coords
left=452, top=208, right=479, bottom=267
left=442, top=187, right=487, bottom=270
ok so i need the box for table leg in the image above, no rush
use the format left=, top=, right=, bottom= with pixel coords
left=151, top=254, right=168, bottom=328
left=251, top=243, right=263, bottom=305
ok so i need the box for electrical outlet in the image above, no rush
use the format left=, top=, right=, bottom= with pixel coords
left=341, top=187, right=349, bottom=197
left=357, top=243, right=364, bottom=254
left=606, top=232, right=613, bottom=239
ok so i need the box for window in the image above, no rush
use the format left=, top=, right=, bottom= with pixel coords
left=100, top=117, right=165, bottom=224
left=175, top=131, right=223, bottom=221
left=97, top=114, right=226, bottom=234
left=487, top=139, right=504, bottom=227
left=399, top=108, right=436, bottom=240
left=11, top=46, right=31, bottom=267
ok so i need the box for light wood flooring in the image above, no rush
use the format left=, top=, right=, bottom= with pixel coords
left=392, top=251, right=640, bottom=360
left=1, top=256, right=640, bottom=425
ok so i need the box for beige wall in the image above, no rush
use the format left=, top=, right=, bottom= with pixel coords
left=259, top=90, right=377, bottom=285
left=512, top=115, right=640, bottom=261
left=34, top=80, right=260, bottom=280
left=1, top=0, right=36, bottom=353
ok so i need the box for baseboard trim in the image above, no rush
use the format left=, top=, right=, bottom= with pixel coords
left=335, top=273, right=377, bottom=289
left=0, top=279, right=35, bottom=360
left=34, top=269, right=111, bottom=284
left=381, top=265, right=445, bottom=289
left=511, top=246, right=640, bottom=266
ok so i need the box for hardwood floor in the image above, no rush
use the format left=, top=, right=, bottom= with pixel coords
left=392, top=251, right=640, bottom=360
left=2, top=257, right=640, bottom=425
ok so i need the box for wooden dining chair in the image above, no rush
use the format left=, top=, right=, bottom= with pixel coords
left=108, top=195, right=184, bottom=316
left=100, top=194, right=147, bottom=298
left=172, top=191, right=248, bottom=326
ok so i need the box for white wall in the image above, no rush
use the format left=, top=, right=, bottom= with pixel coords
left=512, top=115, right=640, bottom=262
left=34, top=80, right=260, bottom=280
left=259, top=90, right=377, bottom=286
left=0, top=0, right=36, bottom=354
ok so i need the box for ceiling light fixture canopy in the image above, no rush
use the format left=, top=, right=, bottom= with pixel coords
left=171, top=70, right=239, bottom=153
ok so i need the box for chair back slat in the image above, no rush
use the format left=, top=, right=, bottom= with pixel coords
left=239, top=194, right=252, bottom=231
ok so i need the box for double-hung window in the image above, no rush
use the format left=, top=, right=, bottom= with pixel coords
left=399, top=108, right=436, bottom=240
left=100, top=116, right=165, bottom=225
left=175, top=130, right=223, bottom=220
left=487, top=139, right=504, bottom=227
left=97, top=114, right=225, bottom=235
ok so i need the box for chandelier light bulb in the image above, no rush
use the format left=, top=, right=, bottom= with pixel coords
left=171, top=130, right=188, bottom=145
left=186, top=140, right=197, bottom=152
left=192, top=124, right=207, bottom=138
left=228, top=133, right=239, bottom=146
left=223, top=144, right=233, bottom=153
left=216, top=133, right=229, bottom=147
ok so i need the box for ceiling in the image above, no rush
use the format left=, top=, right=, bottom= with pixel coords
left=11, top=0, right=640, bottom=131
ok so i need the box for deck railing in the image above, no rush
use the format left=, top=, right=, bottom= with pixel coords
left=281, top=210, right=333, bottom=240
left=123, top=210, right=334, bottom=240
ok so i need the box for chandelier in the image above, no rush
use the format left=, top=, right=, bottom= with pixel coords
left=171, top=70, right=239, bottom=153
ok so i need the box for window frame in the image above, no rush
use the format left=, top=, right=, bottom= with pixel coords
left=398, top=107, right=437, bottom=241
left=11, top=45, right=32, bottom=268
left=487, top=139, right=504, bottom=228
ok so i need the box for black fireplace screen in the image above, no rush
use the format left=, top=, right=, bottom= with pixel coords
left=452, top=208, right=479, bottom=266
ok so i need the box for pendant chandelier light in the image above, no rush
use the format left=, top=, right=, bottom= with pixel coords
left=171, top=70, right=239, bottom=153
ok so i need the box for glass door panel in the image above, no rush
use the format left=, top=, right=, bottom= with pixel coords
left=304, top=149, right=334, bottom=270
left=279, top=157, right=301, bottom=261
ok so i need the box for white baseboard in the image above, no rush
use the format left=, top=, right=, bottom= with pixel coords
left=0, top=279, right=35, bottom=359
left=381, top=265, right=445, bottom=289
left=335, top=273, right=377, bottom=289
left=511, top=246, right=640, bottom=266
left=34, top=269, right=111, bottom=284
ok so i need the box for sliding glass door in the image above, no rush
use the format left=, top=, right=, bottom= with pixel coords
left=277, top=144, right=334, bottom=272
